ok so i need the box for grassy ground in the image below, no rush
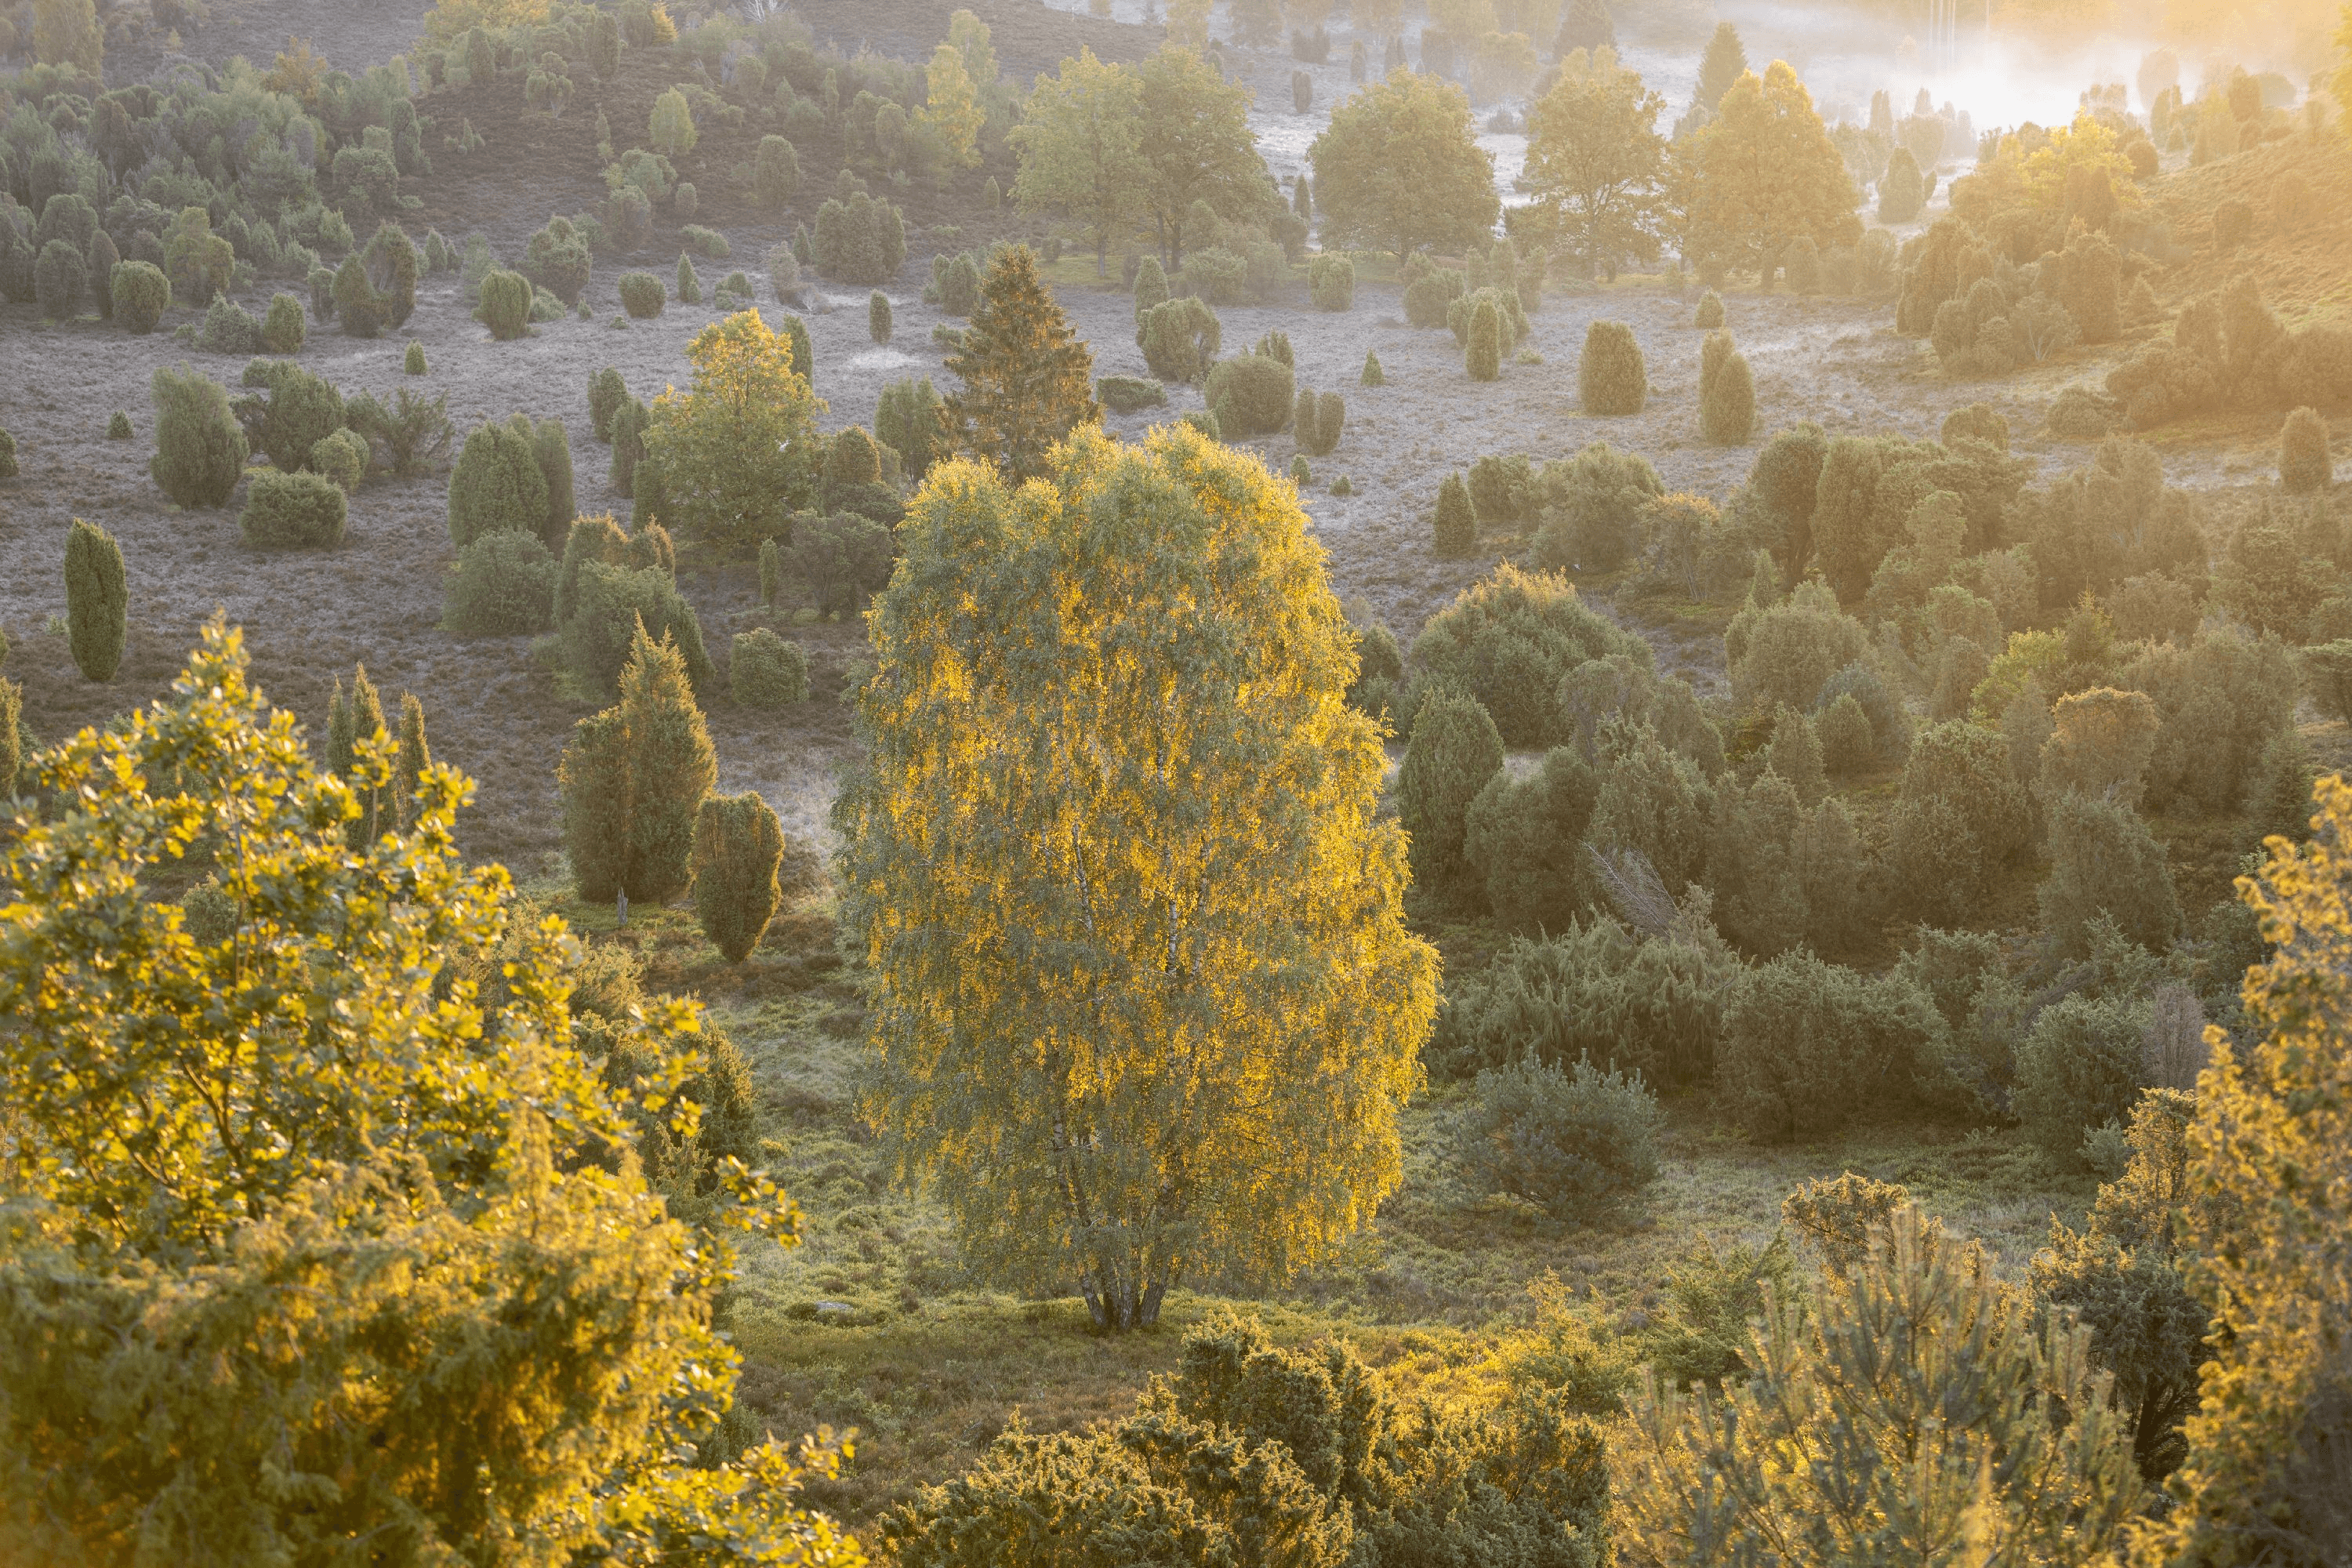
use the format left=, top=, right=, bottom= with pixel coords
left=532, top=872, right=2110, bottom=1542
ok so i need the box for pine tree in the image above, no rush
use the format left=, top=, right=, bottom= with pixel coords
left=558, top=621, right=716, bottom=907
left=834, top=425, right=1436, bottom=1332
left=943, top=246, right=1101, bottom=481
left=63, top=518, right=126, bottom=683
left=691, top=792, right=785, bottom=962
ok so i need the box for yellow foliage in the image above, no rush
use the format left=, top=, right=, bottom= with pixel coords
left=838, top=426, right=1438, bottom=1331
left=423, top=0, right=550, bottom=42
left=919, top=42, right=985, bottom=169
left=2136, top=773, right=2352, bottom=1559
left=2016, top=111, right=2140, bottom=210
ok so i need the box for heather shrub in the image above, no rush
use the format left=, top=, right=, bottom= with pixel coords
left=1138, top=296, right=1221, bottom=383
left=728, top=627, right=808, bottom=708
left=239, top=470, right=347, bottom=548
left=236, top=360, right=344, bottom=474
left=1308, top=252, right=1354, bottom=310
left=310, top=427, right=368, bottom=494
left=1579, top=320, right=1646, bottom=413
left=1433, top=470, right=1475, bottom=558
left=2279, top=405, right=2331, bottom=494
left=447, top=419, right=550, bottom=547
left=150, top=364, right=249, bottom=508
left=445, top=530, right=557, bottom=633
left=64, top=519, right=127, bottom=682
left=477, top=267, right=532, bottom=339
left=1202, top=351, right=1294, bottom=437
left=198, top=296, right=262, bottom=355
left=691, top=793, right=785, bottom=962
left=112, top=261, right=169, bottom=333
left=618, top=270, right=665, bottom=318
left=1096, top=376, right=1166, bottom=414
left=1460, top=1057, right=1664, bottom=1211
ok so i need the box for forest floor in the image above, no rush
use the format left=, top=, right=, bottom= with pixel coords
left=1, top=0, right=2343, bottom=1545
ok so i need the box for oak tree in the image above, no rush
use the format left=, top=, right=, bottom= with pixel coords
left=1310, top=71, right=1499, bottom=262
left=1524, top=48, right=1668, bottom=279
left=1007, top=48, right=1145, bottom=277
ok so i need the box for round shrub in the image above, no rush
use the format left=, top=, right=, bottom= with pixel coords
left=477, top=267, right=533, bottom=339
left=1138, top=296, right=1220, bottom=383
left=107, top=411, right=132, bottom=441
left=261, top=292, right=306, bottom=354
left=1201, top=351, right=1294, bottom=437
left=730, top=627, right=809, bottom=708
left=112, top=260, right=170, bottom=333
left=198, top=296, right=262, bottom=355
left=1308, top=252, right=1355, bottom=311
left=240, top=469, right=347, bottom=547
left=2280, top=405, right=2331, bottom=494
left=34, top=238, right=83, bottom=319
left=150, top=363, right=249, bottom=508
left=445, top=530, right=558, bottom=633
left=524, top=215, right=592, bottom=304
left=405, top=340, right=427, bottom=376
left=240, top=361, right=345, bottom=474
left=1578, top=319, right=1646, bottom=414
left=447, top=418, right=550, bottom=547
left=1459, top=1057, right=1664, bottom=1212
left=310, top=426, right=369, bottom=494
left=2013, top=993, right=2147, bottom=1167
left=1693, top=289, right=1725, bottom=329
left=618, top=270, right=666, bottom=318
left=64, top=519, right=127, bottom=681
left=1531, top=441, right=1664, bottom=573
left=1097, top=376, right=1167, bottom=415
left=1403, top=268, right=1462, bottom=328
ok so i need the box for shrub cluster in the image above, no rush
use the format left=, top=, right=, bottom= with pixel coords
left=1294, top=389, right=1345, bottom=455
left=240, top=470, right=347, bottom=548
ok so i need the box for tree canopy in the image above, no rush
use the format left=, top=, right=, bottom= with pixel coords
left=1134, top=45, right=1269, bottom=267
left=644, top=308, right=823, bottom=554
left=0, top=621, right=858, bottom=1565
left=1677, top=60, right=1862, bottom=280
left=1525, top=47, right=1669, bottom=281
left=1310, top=70, right=1500, bottom=262
left=1007, top=47, right=1144, bottom=276
left=836, top=426, right=1437, bottom=1332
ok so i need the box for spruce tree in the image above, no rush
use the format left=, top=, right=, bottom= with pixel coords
left=558, top=621, right=717, bottom=907
left=942, top=245, right=1100, bottom=482
left=62, top=519, right=127, bottom=685
left=691, top=792, right=786, bottom=962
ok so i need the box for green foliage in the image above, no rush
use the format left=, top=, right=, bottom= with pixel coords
left=1309, top=70, right=1500, bottom=260
left=2124, top=626, right=2297, bottom=815
left=1202, top=351, right=1294, bottom=438
left=2030, top=1087, right=2209, bottom=1482
left=1308, top=252, right=1355, bottom=310
left=361, top=222, right=418, bottom=330
left=564, top=561, right=713, bottom=696
left=886, top=1312, right=1607, bottom=1566
left=588, top=366, right=628, bottom=442
left=876, top=376, right=947, bottom=481
left=1693, top=289, right=1726, bottom=328
left=2039, top=791, right=2179, bottom=961
left=691, top=792, right=785, bottom=963
left=1361, top=349, right=1385, bottom=386
left=524, top=214, right=592, bottom=304
left=1719, top=952, right=1948, bottom=1139
left=1765, top=704, right=1827, bottom=804
left=1463, top=747, right=1599, bottom=932
left=533, top=416, right=575, bottom=549
left=1700, top=345, right=1755, bottom=444
left=618, top=269, right=665, bottom=318
left=345, top=386, right=454, bottom=479
left=1781, top=1171, right=1921, bottom=1276
left=1432, top=470, right=1476, bottom=559
left=2278, top=404, right=2332, bottom=494
left=111, top=259, right=169, bottom=332
left=1094, top=375, right=1166, bottom=415
left=1410, top=564, right=1648, bottom=746
left=0, top=623, right=853, bottom=1561
left=446, top=417, right=549, bottom=549
left=868, top=288, right=892, bottom=343
left=445, top=530, right=557, bottom=634
left=239, top=469, right=347, bottom=548
left=236, top=358, right=344, bottom=474
left=1819, top=691, right=1875, bottom=774
left=31, top=236, right=80, bottom=318
left=2014, top=991, right=2148, bottom=1167
left=836, top=427, right=1434, bottom=1331
left=1398, top=688, right=1504, bottom=895
left=754, top=135, right=803, bottom=209
left=1138, top=296, right=1221, bottom=383
left=106, top=410, right=131, bottom=441
left=1532, top=440, right=1664, bottom=574
left=64, top=518, right=126, bottom=681
left=560, top=622, right=717, bottom=904
left=149, top=362, right=249, bottom=508
left=1577, top=319, right=1646, bottom=413
left=726, top=619, right=813, bottom=717
left=811, top=188, right=906, bottom=285
left=676, top=250, right=702, bottom=305
left=198, top=295, right=263, bottom=355
left=944, top=247, right=1099, bottom=481
left=1887, top=720, right=2034, bottom=924
left=1465, top=295, right=1504, bottom=381
left=1131, top=253, right=1169, bottom=318
left=1462, top=1056, right=1664, bottom=1211
left=477, top=266, right=533, bottom=338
